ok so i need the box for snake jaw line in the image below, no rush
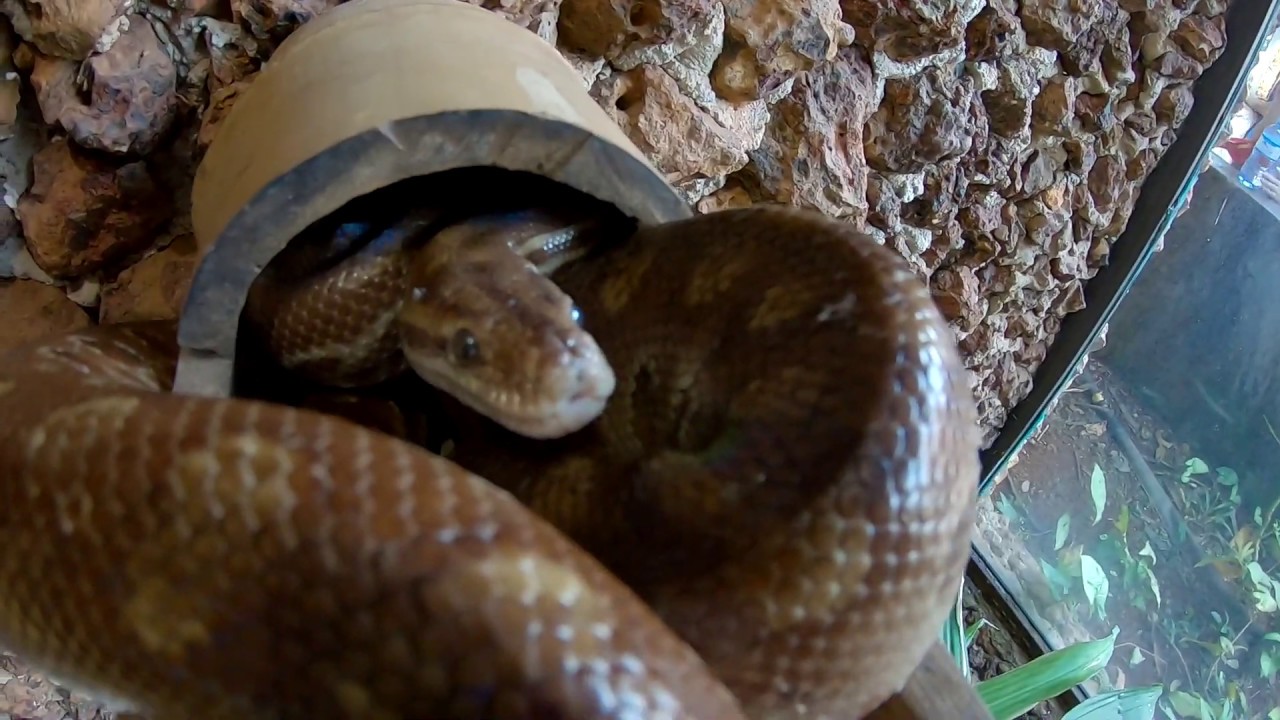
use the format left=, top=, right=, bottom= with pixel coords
left=401, top=344, right=616, bottom=440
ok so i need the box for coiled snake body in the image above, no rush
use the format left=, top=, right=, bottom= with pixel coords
left=0, top=206, right=979, bottom=719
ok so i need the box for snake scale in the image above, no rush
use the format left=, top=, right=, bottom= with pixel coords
left=0, top=204, right=980, bottom=720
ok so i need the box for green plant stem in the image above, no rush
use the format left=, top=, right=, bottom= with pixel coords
left=1114, top=641, right=1158, bottom=661
left=1202, top=619, right=1252, bottom=697
left=1158, top=620, right=1192, bottom=687
left=1263, top=414, right=1280, bottom=449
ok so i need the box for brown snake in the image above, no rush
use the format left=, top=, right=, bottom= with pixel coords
left=0, top=205, right=980, bottom=719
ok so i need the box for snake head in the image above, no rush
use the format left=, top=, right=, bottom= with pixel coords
left=397, top=221, right=617, bottom=440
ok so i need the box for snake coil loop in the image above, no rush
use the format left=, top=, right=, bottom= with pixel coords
left=0, top=205, right=979, bottom=720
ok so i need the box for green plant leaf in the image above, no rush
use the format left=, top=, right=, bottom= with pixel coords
left=1042, top=559, right=1073, bottom=600
left=1129, top=647, right=1144, bottom=666
left=1166, top=689, right=1210, bottom=718
left=1080, top=554, right=1110, bottom=619
left=1138, top=541, right=1157, bottom=565
left=1268, top=707, right=1280, bottom=720
left=939, top=585, right=968, bottom=678
left=1061, top=684, right=1162, bottom=720
left=1091, top=464, right=1107, bottom=525
left=1246, top=562, right=1280, bottom=613
left=976, top=629, right=1118, bottom=720
left=1181, top=457, right=1209, bottom=483
left=1215, top=466, right=1239, bottom=486
left=1262, top=649, right=1278, bottom=681
left=996, top=494, right=1022, bottom=523
left=1057, top=513, right=1072, bottom=551
left=966, top=618, right=992, bottom=649
left=1141, top=564, right=1161, bottom=608
left=1247, top=561, right=1273, bottom=587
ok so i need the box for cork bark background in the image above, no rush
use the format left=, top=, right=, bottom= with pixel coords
left=0, top=0, right=1231, bottom=716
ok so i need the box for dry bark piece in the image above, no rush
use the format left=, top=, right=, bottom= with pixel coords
left=17, top=138, right=172, bottom=280
left=0, top=279, right=89, bottom=350
left=1, top=0, right=129, bottom=59
left=29, top=17, right=178, bottom=156
left=99, top=233, right=198, bottom=323
left=710, top=0, right=844, bottom=102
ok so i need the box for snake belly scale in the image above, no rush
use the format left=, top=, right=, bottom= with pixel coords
left=0, top=205, right=980, bottom=720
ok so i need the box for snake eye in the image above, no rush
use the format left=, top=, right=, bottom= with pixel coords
left=449, top=329, right=480, bottom=365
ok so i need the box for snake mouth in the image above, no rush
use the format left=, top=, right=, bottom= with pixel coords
left=403, top=352, right=616, bottom=440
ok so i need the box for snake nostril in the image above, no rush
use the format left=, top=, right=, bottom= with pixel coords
left=572, top=366, right=601, bottom=394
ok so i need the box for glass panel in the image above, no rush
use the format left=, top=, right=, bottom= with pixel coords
left=977, top=19, right=1280, bottom=720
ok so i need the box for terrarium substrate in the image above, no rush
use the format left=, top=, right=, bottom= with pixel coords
left=985, top=361, right=1278, bottom=717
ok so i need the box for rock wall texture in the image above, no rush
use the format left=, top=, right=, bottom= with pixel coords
left=0, top=0, right=1232, bottom=450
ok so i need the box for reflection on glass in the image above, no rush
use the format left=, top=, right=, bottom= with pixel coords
left=977, top=26, right=1280, bottom=720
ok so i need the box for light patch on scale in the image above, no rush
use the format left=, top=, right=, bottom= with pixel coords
left=817, top=293, right=856, bottom=322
